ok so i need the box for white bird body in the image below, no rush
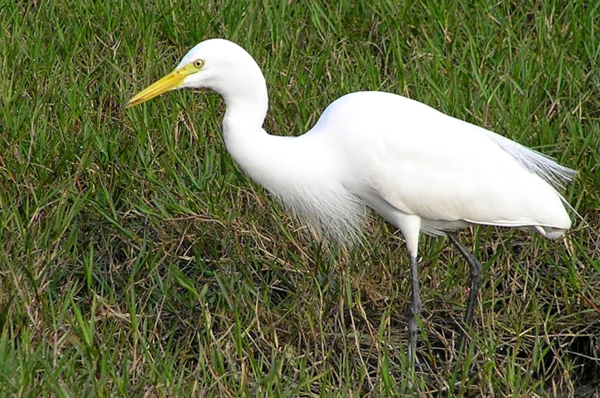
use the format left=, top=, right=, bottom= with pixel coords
left=318, top=92, right=571, bottom=237
left=126, top=39, right=575, bottom=363
left=224, top=88, right=571, bottom=249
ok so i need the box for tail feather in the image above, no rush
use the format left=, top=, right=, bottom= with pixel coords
left=482, top=130, right=576, bottom=191
left=534, top=225, right=568, bottom=239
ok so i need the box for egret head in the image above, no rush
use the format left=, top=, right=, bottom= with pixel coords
left=125, top=39, right=266, bottom=109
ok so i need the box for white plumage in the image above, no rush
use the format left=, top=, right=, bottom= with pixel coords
left=126, top=38, right=575, bottom=366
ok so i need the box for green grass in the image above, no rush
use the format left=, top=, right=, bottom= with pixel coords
left=1, top=0, right=599, bottom=396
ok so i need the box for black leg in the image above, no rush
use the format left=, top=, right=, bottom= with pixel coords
left=406, top=254, right=422, bottom=368
left=447, top=233, right=483, bottom=334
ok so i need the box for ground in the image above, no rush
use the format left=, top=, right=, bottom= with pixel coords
left=1, top=1, right=599, bottom=396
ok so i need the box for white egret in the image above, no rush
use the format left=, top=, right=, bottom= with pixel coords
left=126, top=38, right=575, bottom=366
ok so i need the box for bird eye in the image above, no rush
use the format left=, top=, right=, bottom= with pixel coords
left=193, top=59, right=204, bottom=69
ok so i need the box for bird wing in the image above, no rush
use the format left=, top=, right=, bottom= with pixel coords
left=312, top=91, right=571, bottom=232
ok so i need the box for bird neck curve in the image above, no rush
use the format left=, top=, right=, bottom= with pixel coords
left=220, top=78, right=271, bottom=174
left=216, top=54, right=269, bottom=132
left=217, top=58, right=275, bottom=181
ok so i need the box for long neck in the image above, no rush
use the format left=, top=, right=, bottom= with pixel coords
left=219, top=68, right=293, bottom=190
left=216, top=54, right=269, bottom=132
left=221, top=76, right=268, bottom=131
left=214, top=63, right=361, bottom=245
left=221, top=65, right=270, bottom=166
left=216, top=60, right=328, bottom=205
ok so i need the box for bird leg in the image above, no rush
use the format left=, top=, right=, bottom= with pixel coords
left=406, top=254, right=422, bottom=368
left=447, top=233, right=483, bottom=338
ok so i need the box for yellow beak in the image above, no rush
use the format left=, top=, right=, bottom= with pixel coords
left=125, top=68, right=188, bottom=109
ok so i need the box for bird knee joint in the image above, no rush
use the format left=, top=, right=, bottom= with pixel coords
left=406, top=303, right=422, bottom=317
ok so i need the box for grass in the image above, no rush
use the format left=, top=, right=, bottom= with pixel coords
left=1, top=0, right=599, bottom=396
